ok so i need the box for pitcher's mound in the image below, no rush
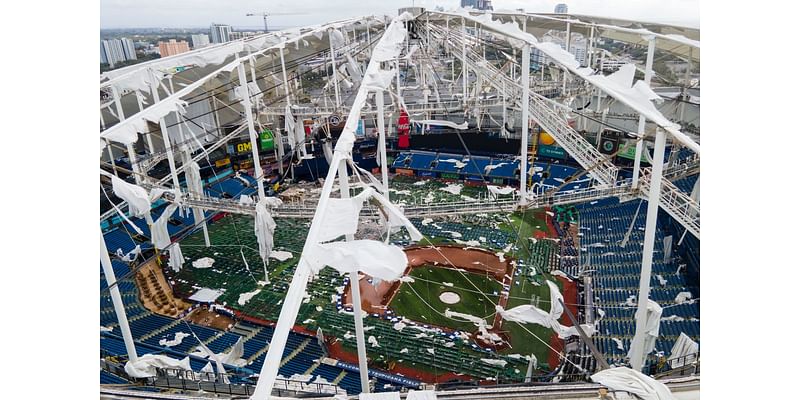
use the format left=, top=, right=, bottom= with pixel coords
left=439, top=291, right=461, bottom=305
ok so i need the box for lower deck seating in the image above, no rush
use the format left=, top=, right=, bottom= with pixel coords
left=574, top=197, right=700, bottom=367
left=101, top=369, right=132, bottom=385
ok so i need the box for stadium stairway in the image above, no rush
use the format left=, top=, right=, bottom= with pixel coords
left=332, top=370, right=349, bottom=386
left=303, top=361, right=322, bottom=376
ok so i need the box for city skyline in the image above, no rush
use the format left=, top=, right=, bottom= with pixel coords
left=100, top=0, right=700, bottom=30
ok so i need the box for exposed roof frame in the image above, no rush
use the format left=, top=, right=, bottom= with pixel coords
left=468, top=10, right=699, bottom=62
left=99, top=15, right=384, bottom=147
left=425, top=9, right=699, bottom=154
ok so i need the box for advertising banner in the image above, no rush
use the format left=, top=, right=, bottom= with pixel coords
left=440, top=172, right=460, bottom=179
left=355, top=118, right=365, bottom=138
left=537, top=144, right=567, bottom=159
left=616, top=140, right=650, bottom=163
left=235, top=141, right=253, bottom=155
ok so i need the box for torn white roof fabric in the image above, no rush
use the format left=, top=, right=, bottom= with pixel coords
left=168, top=243, right=185, bottom=273
left=371, top=189, right=423, bottom=241
left=330, top=29, right=346, bottom=47
left=487, top=185, right=516, bottom=199
left=111, top=175, right=151, bottom=217
left=496, top=303, right=551, bottom=326
left=192, top=257, right=215, bottom=269
left=238, top=289, right=262, bottom=306
left=627, top=299, right=663, bottom=363
left=270, top=250, right=294, bottom=262
left=480, top=358, right=508, bottom=367
left=200, top=361, right=215, bottom=379
left=285, top=105, right=297, bottom=149
left=675, top=292, right=693, bottom=304
left=334, top=13, right=412, bottom=153
left=221, top=337, right=245, bottom=365
left=255, top=197, right=283, bottom=263
left=306, top=240, right=408, bottom=281
left=188, top=287, right=223, bottom=302
left=101, top=96, right=188, bottom=147
left=439, top=159, right=467, bottom=169
left=101, top=16, right=376, bottom=150
left=410, top=120, right=468, bottom=130
left=591, top=367, right=676, bottom=400
left=317, top=188, right=373, bottom=242
left=496, top=280, right=591, bottom=339
left=124, top=354, right=192, bottom=378
left=437, top=9, right=699, bottom=155
left=115, top=245, right=141, bottom=263
left=669, top=332, right=699, bottom=369
left=185, top=160, right=204, bottom=196
left=152, top=203, right=178, bottom=250
left=159, top=332, right=190, bottom=347
left=445, top=310, right=487, bottom=326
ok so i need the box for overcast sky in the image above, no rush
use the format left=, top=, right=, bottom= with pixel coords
left=100, top=0, right=699, bottom=30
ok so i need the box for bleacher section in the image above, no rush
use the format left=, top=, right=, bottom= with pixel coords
left=102, top=171, right=261, bottom=256
left=573, top=198, right=700, bottom=367
left=101, top=369, right=131, bottom=385
left=102, top=163, right=699, bottom=390
left=391, top=150, right=593, bottom=191
left=318, top=311, right=519, bottom=383
left=392, top=151, right=519, bottom=183
left=673, top=174, right=698, bottom=197
left=101, top=170, right=419, bottom=394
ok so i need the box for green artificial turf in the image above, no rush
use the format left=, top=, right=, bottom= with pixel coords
left=389, top=266, right=502, bottom=333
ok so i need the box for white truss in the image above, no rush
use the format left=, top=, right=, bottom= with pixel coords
left=429, top=25, right=618, bottom=186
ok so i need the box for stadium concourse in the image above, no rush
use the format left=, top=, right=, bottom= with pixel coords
left=100, top=6, right=699, bottom=400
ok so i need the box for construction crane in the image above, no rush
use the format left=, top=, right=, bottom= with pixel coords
left=246, top=11, right=304, bottom=32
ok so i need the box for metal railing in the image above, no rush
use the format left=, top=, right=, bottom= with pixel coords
left=663, top=154, right=700, bottom=180
left=522, top=181, right=636, bottom=209
left=429, top=25, right=618, bottom=186
left=638, top=167, right=700, bottom=237
left=147, top=367, right=343, bottom=397
left=653, top=352, right=700, bottom=378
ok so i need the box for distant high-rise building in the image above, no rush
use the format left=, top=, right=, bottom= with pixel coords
left=158, top=39, right=191, bottom=57
left=460, top=0, right=493, bottom=11
left=531, top=33, right=589, bottom=69
left=100, top=38, right=132, bottom=67
left=121, top=38, right=137, bottom=61
left=210, top=23, right=232, bottom=44
left=191, top=34, right=210, bottom=49
left=555, top=3, right=569, bottom=14
left=100, top=42, right=108, bottom=65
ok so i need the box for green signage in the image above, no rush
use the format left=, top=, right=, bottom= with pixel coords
left=537, top=144, right=566, bottom=159
left=259, top=129, right=275, bottom=151
left=441, top=172, right=460, bottom=179
left=616, top=141, right=649, bottom=163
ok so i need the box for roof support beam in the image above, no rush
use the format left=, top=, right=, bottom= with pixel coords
left=632, top=36, right=657, bottom=187
left=519, top=44, right=531, bottom=204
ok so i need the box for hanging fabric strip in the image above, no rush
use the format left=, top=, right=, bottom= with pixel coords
left=168, top=243, right=185, bottom=272
left=152, top=204, right=179, bottom=250
left=255, top=197, right=283, bottom=263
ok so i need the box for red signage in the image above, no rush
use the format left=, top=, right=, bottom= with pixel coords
left=397, top=108, right=410, bottom=135
left=398, top=134, right=410, bottom=148
left=397, top=108, right=410, bottom=148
